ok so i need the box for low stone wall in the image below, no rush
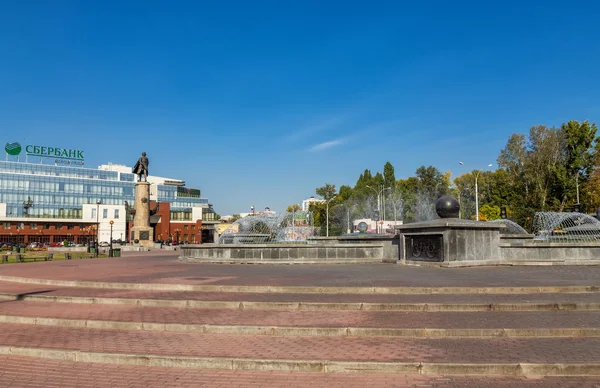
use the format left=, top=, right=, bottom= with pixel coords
left=180, top=243, right=385, bottom=264
left=308, top=235, right=399, bottom=263
left=499, top=241, right=600, bottom=263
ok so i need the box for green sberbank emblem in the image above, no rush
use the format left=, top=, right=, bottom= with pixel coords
left=5, top=142, right=22, bottom=156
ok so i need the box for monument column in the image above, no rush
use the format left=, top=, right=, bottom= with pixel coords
left=130, top=182, right=154, bottom=248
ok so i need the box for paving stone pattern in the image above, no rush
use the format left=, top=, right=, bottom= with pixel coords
left=2, top=323, right=600, bottom=363
left=3, top=355, right=600, bottom=388
left=1, top=253, right=600, bottom=287
left=0, top=251, right=599, bottom=387
left=1, top=300, right=600, bottom=329
left=2, top=280, right=600, bottom=304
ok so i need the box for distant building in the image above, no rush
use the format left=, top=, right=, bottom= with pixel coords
left=0, top=158, right=218, bottom=245
left=302, top=196, right=324, bottom=211
left=352, top=219, right=403, bottom=234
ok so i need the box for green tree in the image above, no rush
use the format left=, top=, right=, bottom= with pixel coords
left=478, top=204, right=501, bottom=221
left=286, top=204, right=301, bottom=213
left=315, top=183, right=337, bottom=236
left=383, top=161, right=396, bottom=190
left=557, top=120, right=598, bottom=210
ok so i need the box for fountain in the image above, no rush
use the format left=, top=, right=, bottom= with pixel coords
left=533, top=212, right=600, bottom=242
left=218, top=212, right=318, bottom=244
left=489, top=219, right=528, bottom=234
left=180, top=197, right=600, bottom=266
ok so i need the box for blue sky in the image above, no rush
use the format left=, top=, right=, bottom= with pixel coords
left=1, top=1, right=599, bottom=215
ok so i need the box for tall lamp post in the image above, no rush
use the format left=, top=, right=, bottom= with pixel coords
left=325, top=195, right=337, bottom=237
left=250, top=205, right=255, bottom=215
left=95, top=200, right=101, bottom=257
left=459, top=162, right=492, bottom=221
left=109, top=220, right=114, bottom=257
left=366, top=185, right=391, bottom=233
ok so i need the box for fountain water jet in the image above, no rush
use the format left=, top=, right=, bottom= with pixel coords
left=218, top=212, right=317, bottom=244
left=489, top=219, right=528, bottom=235
left=533, top=212, right=600, bottom=242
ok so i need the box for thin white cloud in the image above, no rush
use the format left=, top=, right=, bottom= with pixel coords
left=309, top=139, right=344, bottom=152
left=286, top=116, right=346, bottom=142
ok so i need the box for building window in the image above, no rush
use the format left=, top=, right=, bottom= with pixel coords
left=114, top=209, right=119, bottom=219
left=184, top=225, right=188, bottom=230
left=92, top=209, right=96, bottom=220
left=103, top=209, right=108, bottom=219
left=44, top=224, right=50, bottom=229
left=30, top=223, right=37, bottom=229
left=2, top=223, right=9, bottom=229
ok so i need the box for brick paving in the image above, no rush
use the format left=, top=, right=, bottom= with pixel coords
left=0, top=253, right=599, bottom=287
left=2, top=280, right=600, bottom=304
left=2, top=356, right=600, bottom=388
left=1, top=323, right=600, bottom=363
left=0, top=252, right=599, bottom=386
left=1, top=300, right=599, bottom=330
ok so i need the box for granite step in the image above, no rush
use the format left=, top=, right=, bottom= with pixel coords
left=0, top=300, right=599, bottom=338
left=1, top=323, right=600, bottom=375
left=3, top=355, right=600, bottom=387
left=1, top=274, right=598, bottom=294
left=0, top=281, right=599, bottom=311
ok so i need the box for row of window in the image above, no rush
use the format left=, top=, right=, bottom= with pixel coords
left=0, top=161, right=123, bottom=181
left=2, top=222, right=94, bottom=230
left=0, top=175, right=135, bottom=196
left=91, top=208, right=120, bottom=220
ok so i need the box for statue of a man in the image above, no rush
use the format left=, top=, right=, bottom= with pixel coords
left=132, top=152, right=149, bottom=182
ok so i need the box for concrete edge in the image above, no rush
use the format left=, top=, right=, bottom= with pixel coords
left=404, top=259, right=600, bottom=267
left=0, top=293, right=599, bottom=312
left=0, top=275, right=598, bottom=294
left=0, top=315, right=599, bottom=338
left=0, top=346, right=599, bottom=376
left=179, top=258, right=383, bottom=265
left=1, top=293, right=599, bottom=311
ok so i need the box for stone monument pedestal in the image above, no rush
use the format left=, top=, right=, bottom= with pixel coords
left=130, top=182, right=154, bottom=248
left=395, top=218, right=505, bottom=265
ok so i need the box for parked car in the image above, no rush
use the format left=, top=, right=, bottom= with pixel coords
left=99, top=242, right=110, bottom=247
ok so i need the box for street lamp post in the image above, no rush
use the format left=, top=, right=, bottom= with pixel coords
left=95, top=200, right=101, bottom=257
left=325, top=195, right=336, bottom=237
left=250, top=206, right=255, bottom=215
left=459, top=162, right=492, bottom=221
left=366, top=185, right=391, bottom=233
left=109, top=220, right=114, bottom=257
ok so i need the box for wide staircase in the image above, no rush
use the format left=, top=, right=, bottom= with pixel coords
left=0, top=270, right=599, bottom=388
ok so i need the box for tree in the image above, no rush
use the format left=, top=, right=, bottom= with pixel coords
left=316, top=183, right=337, bottom=236
left=383, top=161, right=396, bottom=190
left=558, top=120, right=598, bottom=210
left=478, top=204, right=501, bottom=221
left=286, top=204, right=301, bottom=213
left=230, top=214, right=242, bottom=223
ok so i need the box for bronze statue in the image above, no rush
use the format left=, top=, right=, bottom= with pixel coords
left=132, top=152, right=149, bottom=182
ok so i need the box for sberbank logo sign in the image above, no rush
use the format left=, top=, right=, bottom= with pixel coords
left=5, top=141, right=85, bottom=164
left=5, top=142, right=22, bottom=156
left=25, top=145, right=84, bottom=160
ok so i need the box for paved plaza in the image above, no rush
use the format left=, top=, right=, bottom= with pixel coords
left=0, top=250, right=599, bottom=387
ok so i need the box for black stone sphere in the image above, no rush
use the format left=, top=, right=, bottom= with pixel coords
left=436, top=195, right=460, bottom=218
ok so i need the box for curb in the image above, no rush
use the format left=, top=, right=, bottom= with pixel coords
left=0, top=275, right=598, bottom=294
left=1, top=292, right=599, bottom=311
left=1, top=346, right=599, bottom=376
left=1, top=314, right=599, bottom=338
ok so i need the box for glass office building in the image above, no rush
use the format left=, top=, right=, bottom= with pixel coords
left=0, top=160, right=213, bottom=244
left=0, top=160, right=207, bottom=219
